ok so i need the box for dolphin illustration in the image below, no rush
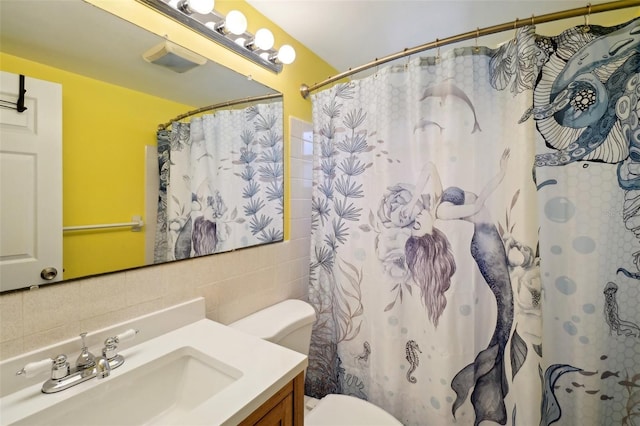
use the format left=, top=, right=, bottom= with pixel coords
left=420, top=81, right=482, bottom=133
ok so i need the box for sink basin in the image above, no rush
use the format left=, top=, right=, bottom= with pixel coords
left=12, top=346, right=242, bottom=426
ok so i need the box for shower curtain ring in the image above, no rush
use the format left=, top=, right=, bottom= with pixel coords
left=531, top=14, right=535, bottom=27
left=583, top=3, right=591, bottom=32
left=474, top=27, right=480, bottom=52
left=435, top=38, right=441, bottom=62
left=513, top=18, right=518, bottom=42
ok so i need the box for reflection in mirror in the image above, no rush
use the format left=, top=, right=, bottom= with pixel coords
left=154, top=96, right=284, bottom=263
left=0, top=0, right=283, bottom=293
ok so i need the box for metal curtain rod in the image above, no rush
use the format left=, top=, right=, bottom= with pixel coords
left=300, top=0, right=640, bottom=98
left=158, top=92, right=282, bottom=130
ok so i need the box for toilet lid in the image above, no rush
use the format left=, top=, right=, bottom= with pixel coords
left=305, top=394, right=403, bottom=426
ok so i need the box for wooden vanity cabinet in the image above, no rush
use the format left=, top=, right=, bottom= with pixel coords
left=239, top=371, right=305, bottom=426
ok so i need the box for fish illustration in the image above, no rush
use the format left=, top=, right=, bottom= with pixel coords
left=405, top=340, right=422, bottom=384
left=579, top=370, right=599, bottom=376
left=565, top=388, right=573, bottom=393
left=571, top=382, right=585, bottom=388
left=414, top=118, right=444, bottom=134
left=601, top=371, right=620, bottom=379
left=419, top=81, right=482, bottom=133
left=585, top=390, right=600, bottom=395
left=600, top=395, right=615, bottom=401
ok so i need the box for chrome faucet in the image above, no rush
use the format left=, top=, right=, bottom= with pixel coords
left=16, top=329, right=139, bottom=394
left=76, top=332, right=96, bottom=370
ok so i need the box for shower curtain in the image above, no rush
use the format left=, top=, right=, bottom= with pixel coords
left=306, top=17, right=639, bottom=426
left=154, top=101, right=284, bottom=263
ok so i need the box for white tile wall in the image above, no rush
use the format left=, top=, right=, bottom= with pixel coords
left=0, top=118, right=315, bottom=361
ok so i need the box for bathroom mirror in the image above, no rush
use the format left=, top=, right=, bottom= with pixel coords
left=0, top=0, right=283, bottom=293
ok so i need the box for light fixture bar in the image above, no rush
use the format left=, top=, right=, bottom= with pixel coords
left=135, top=0, right=283, bottom=73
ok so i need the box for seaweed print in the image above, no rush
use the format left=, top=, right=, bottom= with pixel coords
left=306, top=83, right=368, bottom=399
left=523, top=18, right=640, bottom=278
left=238, top=105, right=284, bottom=243
left=405, top=340, right=421, bottom=384
left=603, top=282, right=640, bottom=337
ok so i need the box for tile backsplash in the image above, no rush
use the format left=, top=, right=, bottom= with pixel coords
left=0, top=118, right=314, bottom=361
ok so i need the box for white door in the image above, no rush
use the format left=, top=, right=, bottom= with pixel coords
left=0, top=71, right=62, bottom=291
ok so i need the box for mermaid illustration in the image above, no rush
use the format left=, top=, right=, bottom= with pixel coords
left=391, top=149, right=514, bottom=424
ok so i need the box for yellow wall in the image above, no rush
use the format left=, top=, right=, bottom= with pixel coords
left=1, top=1, right=336, bottom=280
left=0, top=52, right=193, bottom=279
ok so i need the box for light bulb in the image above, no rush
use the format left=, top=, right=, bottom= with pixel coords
left=225, top=10, right=247, bottom=35
left=254, top=28, right=274, bottom=50
left=277, top=44, right=296, bottom=64
left=179, top=0, right=214, bottom=15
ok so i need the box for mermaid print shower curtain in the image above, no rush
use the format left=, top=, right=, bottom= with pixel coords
left=306, top=17, right=639, bottom=426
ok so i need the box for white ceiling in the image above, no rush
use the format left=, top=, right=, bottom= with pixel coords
left=247, top=0, right=629, bottom=75
left=0, top=0, right=276, bottom=107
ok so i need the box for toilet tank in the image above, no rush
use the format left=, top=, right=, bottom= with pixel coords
left=229, top=299, right=316, bottom=356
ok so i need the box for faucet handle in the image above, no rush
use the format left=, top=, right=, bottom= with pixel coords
left=51, top=354, right=70, bottom=379
left=115, top=328, right=139, bottom=343
left=16, top=358, right=53, bottom=378
left=16, top=354, right=70, bottom=380
left=102, top=329, right=139, bottom=364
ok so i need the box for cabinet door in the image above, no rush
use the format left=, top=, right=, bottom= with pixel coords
left=239, top=372, right=306, bottom=426
left=253, top=393, right=293, bottom=426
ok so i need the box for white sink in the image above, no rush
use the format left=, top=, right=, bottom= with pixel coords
left=11, top=346, right=242, bottom=426
left=0, top=298, right=307, bottom=426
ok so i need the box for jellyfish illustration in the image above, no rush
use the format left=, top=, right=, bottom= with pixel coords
left=603, top=281, right=640, bottom=337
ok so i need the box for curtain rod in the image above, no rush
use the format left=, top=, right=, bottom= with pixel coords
left=158, top=92, right=282, bottom=130
left=300, top=0, right=640, bottom=98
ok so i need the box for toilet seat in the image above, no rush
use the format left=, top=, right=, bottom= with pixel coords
left=305, top=394, right=403, bottom=426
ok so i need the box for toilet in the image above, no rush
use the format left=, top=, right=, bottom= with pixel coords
left=229, top=299, right=402, bottom=426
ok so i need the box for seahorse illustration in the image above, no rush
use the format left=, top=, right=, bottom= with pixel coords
left=603, top=282, right=640, bottom=337
left=355, top=341, right=371, bottom=364
left=405, top=340, right=422, bottom=384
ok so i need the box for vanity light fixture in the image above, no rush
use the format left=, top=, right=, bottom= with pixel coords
left=177, top=0, right=214, bottom=15
left=135, top=0, right=295, bottom=73
left=248, top=28, right=274, bottom=51
left=211, top=10, right=247, bottom=36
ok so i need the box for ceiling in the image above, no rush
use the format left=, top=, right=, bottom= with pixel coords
left=246, top=0, right=629, bottom=75
left=0, top=0, right=275, bottom=107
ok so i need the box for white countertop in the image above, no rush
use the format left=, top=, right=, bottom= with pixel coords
left=0, top=298, right=307, bottom=425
